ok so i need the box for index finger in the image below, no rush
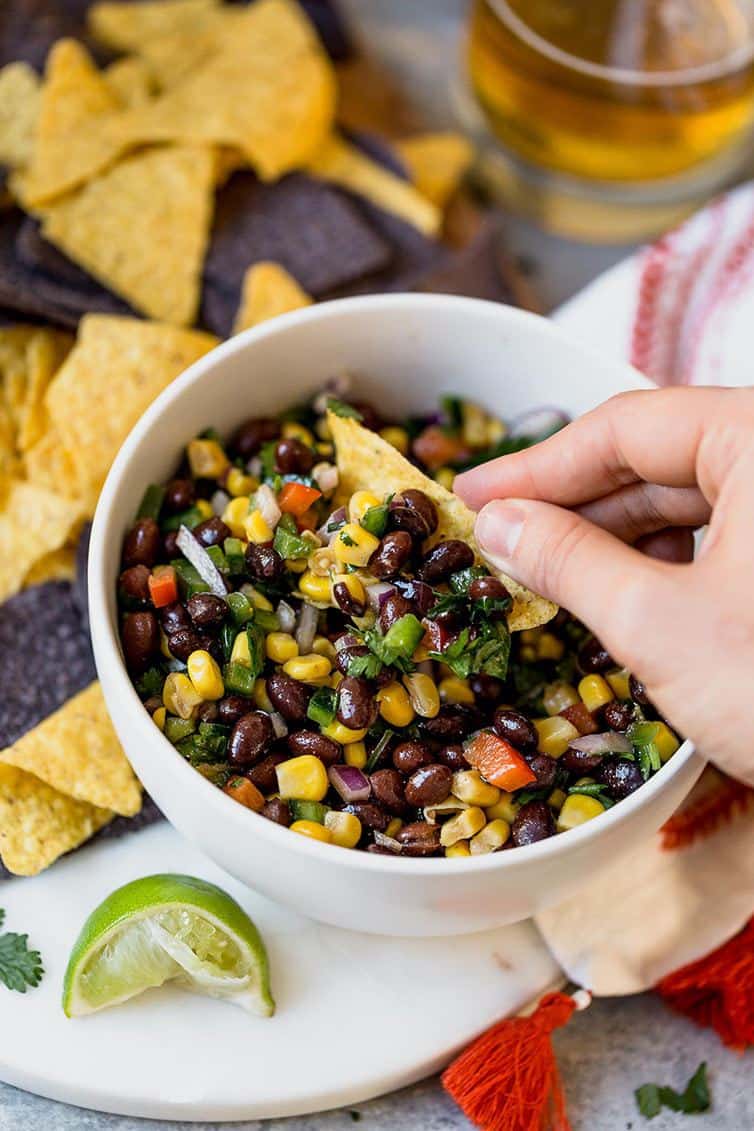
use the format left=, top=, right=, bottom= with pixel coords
left=454, top=386, right=733, bottom=512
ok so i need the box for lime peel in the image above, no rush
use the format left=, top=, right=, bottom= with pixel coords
left=62, top=873, right=274, bottom=1018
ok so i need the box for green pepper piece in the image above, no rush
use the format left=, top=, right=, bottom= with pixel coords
left=206, top=544, right=228, bottom=573
left=164, top=716, right=196, bottom=744
left=246, top=623, right=266, bottom=681
left=226, top=591, right=255, bottom=625
left=137, top=483, right=166, bottom=522
left=162, top=505, right=202, bottom=532
left=289, top=800, right=330, bottom=823
left=170, top=559, right=211, bottom=598
left=223, top=661, right=255, bottom=696
left=220, top=621, right=237, bottom=662
left=360, top=501, right=390, bottom=538
left=307, top=686, right=337, bottom=727
left=224, top=537, right=246, bottom=575
left=382, top=614, right=424, bottom=660
left=255, top=609, right=280, bottom=633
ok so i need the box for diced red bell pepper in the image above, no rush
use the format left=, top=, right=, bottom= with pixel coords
left=148, top=565, right=178, bottom=608
left=223, top=777, right=264, bottom=811
left=278, top=481, right=322, bottom=517
left=560, top=702, right=598, bottom=736
left=412, top=425, right=470, bottom=471
left=465, top=730, right=537, bottom=791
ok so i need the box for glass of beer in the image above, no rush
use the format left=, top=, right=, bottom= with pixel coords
left=465, top=0, right=754, bottom=240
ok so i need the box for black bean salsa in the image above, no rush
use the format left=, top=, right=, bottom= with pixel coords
left=118, top=387, right=680, bottom=857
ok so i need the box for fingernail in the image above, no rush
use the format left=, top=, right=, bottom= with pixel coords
left=475, top=501, right=525, bottom=566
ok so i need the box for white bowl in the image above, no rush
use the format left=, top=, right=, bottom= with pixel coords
left=89, top=295, right=704, bottom=936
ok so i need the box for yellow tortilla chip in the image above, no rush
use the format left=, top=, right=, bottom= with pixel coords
left=396, top=132, right=474, bottom=209
left=12, top=40, right=127, bottom=207
left=116, top=0, right=336, bottom=180
left=0, top=764, right=112, bottom=877
left=0, top=62, right=40, bottom=168
left=23, top=427, right=81, bottom=501
left=45, top=315, right=218, bottom=503
left=0, top=477, right=83, bottom=602
left=328, top=413, right=557, bottom=632
left=104, top=55, right=154, bottom=106
left=0, top=327, right=73, bottom=452
left=233, top=262, right=312, bottom=334
left=0, top=683, right=142, bottom=817
left=42, top=144, right=216, bottom=326
left=0, top=402, right=19, bottom=477
left=307, top=134, right=441, bottom=237
left=90, top=0, right=220, bottom=51
left=23, top=545, right=77, bottom=586
left=0, top=326, right=36, bottom=431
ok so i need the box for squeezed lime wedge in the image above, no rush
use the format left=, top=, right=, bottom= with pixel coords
left=62, top=873, right=274, bottom=1018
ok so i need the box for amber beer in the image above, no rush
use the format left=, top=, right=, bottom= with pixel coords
left=468, top=0, right=754, bottom=183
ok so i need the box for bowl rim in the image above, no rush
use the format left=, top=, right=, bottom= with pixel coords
left=89, top=293, right=699, bottom=877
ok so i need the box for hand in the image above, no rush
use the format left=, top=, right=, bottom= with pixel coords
left=454, top=387, right=754, bottom=785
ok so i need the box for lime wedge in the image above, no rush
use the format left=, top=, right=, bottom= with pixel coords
left=62, top=874, right=274, bottom=1018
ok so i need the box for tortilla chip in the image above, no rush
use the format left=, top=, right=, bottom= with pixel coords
left=0, top=327, right=74, bottom=453
left=0, top=477, right=84, bottom=603
left=23, top=427, right=81, bottom=500
left=12, top=40, right=127, bottom=208
left=104, top=55, right=154, bottom=106
left=41, top=144, right=216, bottom=326
left=233, top=261, right=312, bottom=334
left=396, top=132, right=474, bottom=209
left=307, top=134, right=441, bottom=237
left=116, top=0, right=336, bottom=180
left=0, top=327, right=35, bottom=433
left=0, top=402, right=18, bottom=477
left=0, top=763, right=112, bottom=876
left=45, top=315, right=218, bottom=504
left=0, top=682, right=141, bottom=817
left=0, top=62, right=41, bottom=168
left=23, top=546, right=77, bottom=586
left=328, top=413, right=557, bottom=632
left=89, top=0, right=221, bottom=52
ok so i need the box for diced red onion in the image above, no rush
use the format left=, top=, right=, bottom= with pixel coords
left=296, top=602, right=318, bottom=653
left=318, top=506, right=346, bottom=543
left=313, top=462, right=339, bottom=494
left=365, top=581, right=395, bottom=612
left=335, top=633, right=358, bottom=652
left=270, top=712, right=288, bottom=739
left=569, top=732, right=632, bottom=755
left=176, top=525, right=227, bottom=597
left=328, top=764, right=371, bottom=803
left=509, top=407, right=570, bottom=440
left=246, top=456, right=262, bottom=478
left=255, top=483, right=281, bottom=530
left=211, top=489, right=230, bottom=516
left=277, top=600, right=296, bottom=634
left=372, top=831, right=402, bottom=853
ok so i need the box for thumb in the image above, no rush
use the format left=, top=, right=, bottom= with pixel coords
left=475, top=498, right=681, bottom=675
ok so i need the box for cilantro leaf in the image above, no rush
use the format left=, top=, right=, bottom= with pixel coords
left=567, top=782, right=615, bottom=809
left=327, top=398, right=363, bottom=421
left=429, top=620, right=511, bottom=681
left=347, top=651, right=385, bottom=680
left=0, top=921, right=44, bottom=993
left=636, top=1085, right=663, bottom=1120
left=636, top=1063, right=710, bottom=1120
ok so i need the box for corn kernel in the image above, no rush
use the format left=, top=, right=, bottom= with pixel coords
left=226, top=467, right=257, bottom=497
left=290, top=819, right=333, bottom=844
left=485, top=794, right=519, bottom=823
left=578, top=674, right=614, bottom=713
left=485, top=416, right=507, bottom=444
left=654, top=721, right=680, bottom=762
left=244, top=509, right=274, bottom=544
left=330, top=671, right=343, bottom=689
left=187, top=649, right=224, bottom=700
left=332, top=522, right=380, bottom=567
left=439, top=676, right=475, bottom=706
left=520, top=629, right=540, bottom=645
left=287, top=559, right=308, bottom=573
left=322, top=720, right=368, bottom=744
left=452, top=769, right=500, bottom=808
left=445, top=841, right=471, bottom=858
left=547, top=788, right=567, bottom=812
left=266, top=632, right=299, bottom=664
left=282, top=421, right=315, bottom=446
left=377, top=682, right=415, bottom=727
left=332, top=571, right=366, bottom=607
left=222, top=496, right=250, bottom=537
left=470, top=818, right=510, bottom=855
left=543, top=680, right=579, bottom=716
left=253, top=677, right=274, bottom=712
left=344, top=740, right=367, bottom=768
left=520, top=644, right=537, bottom=663
left=160, top=629, right=172, bottom=659
left=162, top=672, right=202, bottom=719
left=557, top=794, right=606, bottom=832
left=231, top=632, right=252, bottom=666
left=298, top=570, right=332, bottom=604
left=283, top=653, right=332, bottom=683
left=434, top=467, right=455, bottom=491
left=316, top=441, right=334, bottom=458
left=348, top=490, right=381, bottom=523
left=276, top=755, right=329, bottom=801
left=324, top=810, right=361, bottom=848
left=312, top=635, right=337, bottom=660
left=187, top=438, right=229, bottom=479
left=152, top=706, right=166, bottom=732
left=440, top=806, right=486, bottom=847
left=402, top=673, right=440, bottom=718
left=195, top=499, right=213, bottom=520
left=538, top=632, right=565, bottom=661
left=315, top=416, right=332, bottom=442
left=461, top=401, right=488, bottom=448
left=385, top=817, right=403, bottom=839
left=379, top=426, right=409, bottom=454
left=607, top=668, right=631, bottom=699
left=534, top=716, right=580, bottom=758
left=308, top=547, right=336, bottom=576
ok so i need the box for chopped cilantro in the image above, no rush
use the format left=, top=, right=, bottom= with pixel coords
left=567, top=782, right=615, bottom=808
left=135, top=666, right=164, bottom=699
left=449, top=566, right=487, bottom=594
left=440, top=394, right=463, bottom=432
left=366, top=728, right=395, bottom=772
left=360, top=498, right=391, bottom=537
left=347, top=651, right=385, bottom=680
left=327, top=398, right=363, bottom=421
left=0, top=910, right=44, bottom=993
left=339, top=531, right=357, bottom=547
left=635, top=1063, right=710, bottom=1120
left=273, top=516, right=311, bottom=560
left=429, top=620, right=511, bottom=681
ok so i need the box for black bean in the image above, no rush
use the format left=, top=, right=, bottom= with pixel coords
left=266, top=671, right=311, bottom=722
left=560, top=746, right=602, bottom=774
left=598, top=759, right=644, bottom=800
left=332, top=581, right=366, bottom=617
left=122, top=611, right=159, bottom=672
left=247, top=752, right=286, bottom=793
left=526, top=752, right=559, bottom=786
left=343, top=801, right=389, bottom=832
left=368, top=531, right=413, bottom=579
left=421, top=704, right=479, bottom=741
left=228, top=712, right=274, bottom=766
left=162, top=530, right=180, bottom=558
left=245, top=542, right=284, bottom=582
left=378, top=591, right=415, bottom=633
left=218, top=695, right=253, bottom=725
left=629, top=674, right=652, bottom=706
left=193, top=517, right=231, bottom=548
left=167, top=627, right=204, bottom=662
left=336, top=677, right=377, bottom=730
left=395, top=821, right=441, bottom=857
left=392, top=740, right=433, bottom=774
left=287, top=730, right=341, bottom=766
left=370, top=769, right=406, bottom=815
left=350, top=401, right=382, bottom=431
left=393, top=578, right=434, bottom=615
left=195, top=701, right=219, bottom=724
left=579, top=637, right=614, bottom=673
left=275, top=437, right=313, bottom=475
left=418, top=540, right=474, bottom=584
left=388, top=489, right=439, bottom=539
left=469, top=575, right=510, bottom=602
left=159, top=601, right=191, bottom=635
left=601, top=700, right=634, bottom=732
left=122, top=518, right=161, bottom=569
left=335, top=644, right=369, bottom=676
left=230, top=417, right=279, bottom=460
left=470, top=673, right=504, bottom=703
left=404, top=763, right=453, bottom=807
left=143, top=696, right=163, bottom=715
left=187, top=593, right=228, bottom=630
left=118, top=564, right=151, bottom=605
left=436, top=744, right=470, bottom=772
left=262, top=798, right=291, bottom=827
left=163, top=478, right=195, bottom=514
left=511, top=801, right=555, bottom=846
left=493, top=708, right=538, bottom=751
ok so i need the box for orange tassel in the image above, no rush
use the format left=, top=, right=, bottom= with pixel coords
left=656, top=918, right=754, bottom=1051
left=660, top=774, right=753, bottom=851
left=442, top=991, right=583, bottom=1131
